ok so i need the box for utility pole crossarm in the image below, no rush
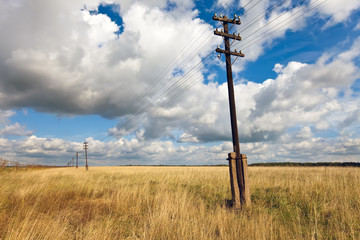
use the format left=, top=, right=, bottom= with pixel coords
left=216, top=48, right=245, bottom=57
left=212, top=15, right=241, bottom=25
left=214, top=30, right=242, bottom=41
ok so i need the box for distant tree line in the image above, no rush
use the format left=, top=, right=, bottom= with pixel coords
left=0, top=157, right=53, bottom=171
left=249, top=162, right=360, bottom=167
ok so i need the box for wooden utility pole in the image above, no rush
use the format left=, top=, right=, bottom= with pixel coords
left=83, top=142, right=88, bottom=171
left=76, top=152, right=78, bottom=169
left=72, top=157, right=74, bottom=167
left=213, top=13, right=251, bottom=209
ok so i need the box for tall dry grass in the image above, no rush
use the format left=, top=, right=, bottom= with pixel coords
left=0, top=166, right=359, bottom=239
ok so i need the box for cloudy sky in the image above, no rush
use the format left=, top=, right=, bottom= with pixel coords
left=0, top=0, right=359, bottom=166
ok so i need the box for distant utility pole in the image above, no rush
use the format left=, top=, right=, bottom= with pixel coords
left=83, top=142, right=88, bottom=171
left=213, top=13, right=251, bottom=209
left=76, top=152, right=78, bottom=169
left=72, top=157, right=74, bottom=167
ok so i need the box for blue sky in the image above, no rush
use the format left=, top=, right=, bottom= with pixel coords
left=0, top=0, right=359, bottom=166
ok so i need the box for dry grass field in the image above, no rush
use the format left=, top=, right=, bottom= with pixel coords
left=0, top=166, right=359, bottom=239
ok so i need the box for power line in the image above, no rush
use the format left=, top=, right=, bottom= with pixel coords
left=105, top=0, right=329, bottom=141
left=237, top=0, right=308, bottom=44
left=117, top=2, right=286, bottom=122
left=236, top=0, right=328, bottom=50
left=107, top=0, right=238, bottom=129
left=237, top=0, right=288, bottom=34
left=244, top=0, right=264, bottom=14
left=112, top=47, right=215, bottom=134
left=153, top=0, right=328, bottom=120
left=105, top=0, right=251, bottom=127
left=154, top=0, right=299, bottom=103
left=107, top=3, right=266, bottom=139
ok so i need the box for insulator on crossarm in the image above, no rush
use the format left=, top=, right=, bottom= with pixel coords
left=235, top=49, right=238, bottom=53
left=217, top=45, right=220, bottom=49
left=234, top=14, right=237, bottom=19
left=217, top=54, right=221, bottom=59
left=220, top=14, right=223, bottom=18
left=214, top=13, right=217, bottom=17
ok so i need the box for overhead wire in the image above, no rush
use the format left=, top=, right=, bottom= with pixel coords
left=103, top=31, right=216, bottom=139
left=235, top=0, right=327, bottom=50
left=243, top=0, right=263, bottom=13
left=143, top=62, right=212, bottom=121
left=237, top=0, right=288, bottom=33
left=105, top=0, right=294, bottom=139
left=105, top=1, right=238, bottom=133
left=130, top=50, right=217, bottom=124
left=112, top=41, right=216, bottom=134
left=104, top=0, right=329, bottom=141
left=146, top=0, right=330, bottom=118
left=236, top=0, right=308, bottom=45
left=115, top=36, right=216, bottom=114
left=104, top=0, right=245, bottom=136
left=111, top=22, right=214, bottom=125
left=104, top=36, right=217, bottom=139
left=102, top=0, right=240, bottom=140
left=143, top=2, right=298, bottom=112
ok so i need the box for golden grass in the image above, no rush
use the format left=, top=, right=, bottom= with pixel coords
left=0, top=166, right=359, bottom=239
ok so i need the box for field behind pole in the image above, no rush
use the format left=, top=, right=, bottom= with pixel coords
left=1, top=166, right=360, bottom=239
